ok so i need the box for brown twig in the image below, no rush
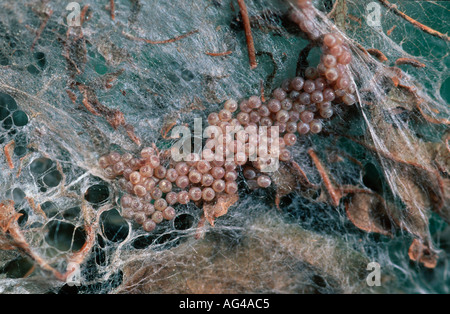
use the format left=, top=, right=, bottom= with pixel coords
left=160, top=121, right=177, bottom=140
left=290, top=160, right=318, bottom=189
left=14, top=152, right=33, bottom=178
left=329, top=131, right=445, bottom=210
left=205, top=51, right=233, bottom=57
left=68, top=203, right=103, bottom=266
left=355, top=43, right=368, bottom=56
left=391, top=76, right=400, bottom=87
left=415, top=97, right=450, bottom=125
left=395, top=57, right=426, bottom=68
left=23, top=265, right=36, bottom=278
left=260, top=79, right=265, bottom=103
left=80, top=4, right=91, bottom=25
left=31, top=9, right=53, bottom=51
left=77, top=83, right=141, bottom=146
left=348, top=14, right=362, bottom=26
left=387, top=25, right=396, bottom=36
left=66, top=89, right=77, bottom=104
left=4, top=140, right=15, bottom=169
left=110, top=0, right=115, bottom=21
left=367, top=48, right=388, bottom=62
left=122, top=29, right=199, bottom=44
left=0, top=200, right=65, bottom=281
left=308, top=149, right=342, bottom=206
left=25, top=197, right=47, bottom=219
left=327, top=0, right=340, bottom=18
left=397, top=82, right=418, bottom=93
left=237, top=0, right=257, bottom=69
left=326, top=148, right=364, bottom=169
left=377, top=0, right=450, bottom=42
left=392, top=80, right=449, bottom=125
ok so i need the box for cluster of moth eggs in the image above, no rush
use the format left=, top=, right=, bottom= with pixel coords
left=98, top=146, right=243, bottom=232
left=98, top=17, right=356, bottom=232
left=290, top=0, right=357, bottom=106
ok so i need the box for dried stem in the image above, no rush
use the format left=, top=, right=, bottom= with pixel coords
left=122, top=29, right=199, bottom=44
left=68, top=203, right=104, bottom=266
left=308, top=148, right=342, bottom=206
left=237, top=0, right=257, bottom=69
left=25, top=197, right=47, bottom=219
left=4, top=139, right=15, bottom=169
left=80, top=4, right=90, bottom=25
left=395, top=57, right=426, bottom=68
left=160, top=121, right=177, bottom=140
left=77, top=83, right=141, bottom=146
left=367, top=48, right=388, bottom=62
left=387, top=25, right=396, bottom=36
left=260, top=79, right=265, bottom=102
left=205, top=51, right=233, bottom=57
left=326, top=0, right=340, bottom=17
left=377, top=0, right=450, bottom=42
left=290, top=160, right=318, bottom=189
left=110, top=0, right=115, bottom=21
left=0, top=200, right=65, bottom=281
left=415, top=97, right=450, bottom=125
left=31, top=9, right=53, bottom=51
left=329, top=131, right=446, bottom=210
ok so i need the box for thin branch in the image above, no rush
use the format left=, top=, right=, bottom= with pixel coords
left=328, top=131, right=446, bottom=210
left=367, top=48, right=388, bottom=62
left=290, top=160, right=318, bottom=189
left=327, top=0, right=340, bottom=18
left=68, top=204, right=105, bottom=265
left=415, top=97, right=450, bottom=125
left=237, top=0, right=257, bottom=69
left=80, top=4, right=91, bottom=25
left=0, top=200, right=65, bottom=281
left=110, top=0, right=115, bottom=21
left=260, top=79, right=265, bottom=102
left=31, top=9, right=53, bottom=51
left=348, top=14, right=362, bottom=27
left=387, top=25, right=396, bottom=36
left=77, top=83, right=141, bottom=146
left=122, top=29, right=199, bottom=44
left=205, top=51, right=233, bottom=57
left=4, top=140, right=15, bottom=169
left=328, top=0, right=348, bottom=29
left=308, top=148, right=342, bottom=206
left=395, top=57, right=426, bottom=68
left=377, top=0, right=450, bottom=42
left=25, top=197, right=47, bottom=219
left=160, top=121, right=177, bottom=140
